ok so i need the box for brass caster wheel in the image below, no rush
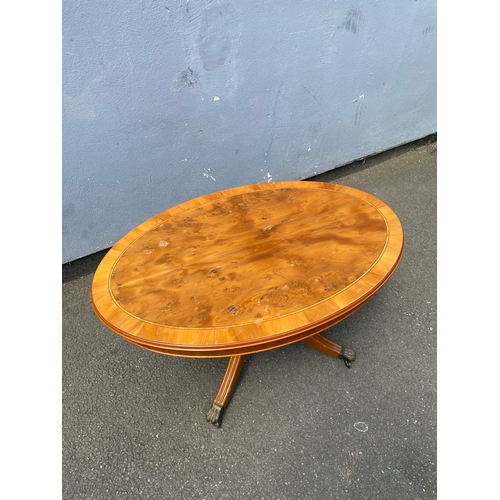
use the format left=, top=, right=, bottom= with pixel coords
left=206, top=403, right=223, bottom=426
left=340, top=348, right=356, bottom=368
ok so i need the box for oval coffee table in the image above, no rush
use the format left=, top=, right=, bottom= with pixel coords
left=91, top=181, right=404, bottom=425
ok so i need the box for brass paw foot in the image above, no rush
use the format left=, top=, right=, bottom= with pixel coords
left=340, top=348, right=356, bottom=368
left=206, top=403, right=223, bottom=426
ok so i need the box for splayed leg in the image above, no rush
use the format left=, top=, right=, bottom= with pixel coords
left=206, top=355, right=246, bottom=426
left=302, top=334, right=356, bottom=368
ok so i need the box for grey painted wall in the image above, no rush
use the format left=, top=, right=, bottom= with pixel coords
left=62, top=0, right=436, bottom=264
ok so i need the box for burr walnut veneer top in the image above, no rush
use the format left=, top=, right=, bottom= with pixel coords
left=91, top=181, right=404, bottom=358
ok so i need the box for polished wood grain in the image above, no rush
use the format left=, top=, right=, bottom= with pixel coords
left=91, top=181, right=404, bottom=359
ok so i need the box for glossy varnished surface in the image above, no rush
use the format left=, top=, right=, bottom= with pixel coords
left=91, top=182, right=404, bottom=357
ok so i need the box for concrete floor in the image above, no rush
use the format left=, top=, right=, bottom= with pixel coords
left=62, top=135, right=437, bottom=499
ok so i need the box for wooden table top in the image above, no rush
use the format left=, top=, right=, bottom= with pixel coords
left=91, top=181, right=404, bottom=358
